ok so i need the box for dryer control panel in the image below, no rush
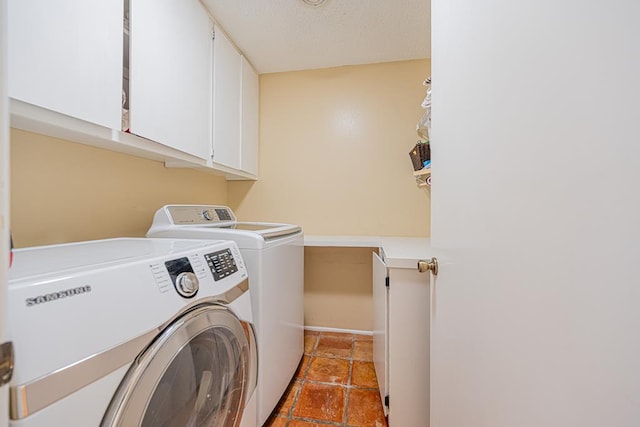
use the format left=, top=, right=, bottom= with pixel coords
left=205, top=249, right=238, bottom=281
left=148, top=242, right=247, bottom=297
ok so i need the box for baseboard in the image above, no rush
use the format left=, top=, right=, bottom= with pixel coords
left=304, top=325, right=373, bottom=336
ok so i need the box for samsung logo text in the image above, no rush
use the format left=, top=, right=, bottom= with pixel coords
left=25, top=285, right=92, bottom=307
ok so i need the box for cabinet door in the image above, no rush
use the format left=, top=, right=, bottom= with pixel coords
left=387, top=268, right=430, bottom=426
left=372, top=251, right=389, bottom=416
left=212, top=26, right=241, bottom=169
left=129, top=0, right=211, bottom=160
left=7, top=0, right=123, bottom=130
left=240, top=56, right=259, bottom=176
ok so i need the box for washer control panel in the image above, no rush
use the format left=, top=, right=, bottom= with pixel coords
left=205, top=249, right=238, bottom=281
left=165, top=257, right=199, bottom=298
left=165, top=205, right=236, bottom=225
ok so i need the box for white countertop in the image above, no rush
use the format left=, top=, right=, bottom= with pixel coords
left=304, top=235, right=381, bottom=247
left=304, top=235, right=432, bottom=270
left=379, top=237, right=432, bottom=269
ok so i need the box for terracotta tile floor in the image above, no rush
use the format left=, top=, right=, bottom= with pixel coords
left=264, top=331, right=387, bottom=427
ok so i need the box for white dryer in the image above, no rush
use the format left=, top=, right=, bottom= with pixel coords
left=7, top=238, right=257, bottom=427
left=147, top=205, right=304, bottom=426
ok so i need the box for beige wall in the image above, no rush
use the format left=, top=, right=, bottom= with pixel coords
left=304, top=246, right=376, bottom=331
left=228, top=59, right=430, bottom=331
left=10, top=59, right=430, bottom=331
left=10, top=129, right=227, bottom=247
left=228, top=59, right=431, bottom=236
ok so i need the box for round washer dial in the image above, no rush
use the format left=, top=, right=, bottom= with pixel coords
left=202, top=209, right=215, bottom=221
left=176, top=272, right=199, bottom=298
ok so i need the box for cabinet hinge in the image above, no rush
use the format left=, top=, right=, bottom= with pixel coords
left=385, top=276, right=390, bottom=288
left=384, top=395, right=390, bottom=408
left=212, top=29, right=216, bottom=40
left=0, top=341, right=14, bottom=387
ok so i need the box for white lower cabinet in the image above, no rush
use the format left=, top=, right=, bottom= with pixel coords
left=373, top=240, right=431, bottom=426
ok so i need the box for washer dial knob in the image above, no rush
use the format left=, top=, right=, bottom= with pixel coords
left=202, top=209, right=215, bottom=221
left=176, top=272, right=199, bottom=297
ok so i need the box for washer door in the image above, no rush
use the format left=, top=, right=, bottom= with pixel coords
left=102, top=304, right=256, bottom=427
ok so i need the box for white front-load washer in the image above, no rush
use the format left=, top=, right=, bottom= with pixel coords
left=7, top=238, right=257, bottom=427
left=147, top=205, right=304, bottom=426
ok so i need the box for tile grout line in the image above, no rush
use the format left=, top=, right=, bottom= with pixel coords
left=284, top=332, right=379, bottom=427
left=342, top=334, right=356, bottom=426
left=286, top=333, right=320, bottom=425
left=303, top=378, right=378, bottom=391
left=289, top=416, right=344, bottom=426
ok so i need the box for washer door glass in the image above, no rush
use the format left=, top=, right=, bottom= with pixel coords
left=102, top=304, right=252, bottom=427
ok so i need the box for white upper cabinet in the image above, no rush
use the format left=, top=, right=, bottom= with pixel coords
left=240, top=56, right=259, bottom=176
left=7, top=0, right=123, bottom=130
left=129, top=0, right=211, bottom=160
left=7, top=0, right=258, bottom=179
left=211, top=25, right=242, bottom=170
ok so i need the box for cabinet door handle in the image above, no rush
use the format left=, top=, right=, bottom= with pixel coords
left=417, top=257, right=438, bottom=276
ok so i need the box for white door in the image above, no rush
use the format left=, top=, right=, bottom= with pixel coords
left=212, top=26, right=241, bottom=169
left=129, top=0, right=211, bottom=160
left=240, top=56, right=259, bottom=176
left=7, top=0, right=123, bottom=130
left=0, top=0, right=10, bottom=425
left=431, top=1, right=640, bottom=426
left=371, top=252, right=388, bottom=415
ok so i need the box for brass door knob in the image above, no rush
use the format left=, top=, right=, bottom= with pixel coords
left=417, top=257, right=438, bottom=276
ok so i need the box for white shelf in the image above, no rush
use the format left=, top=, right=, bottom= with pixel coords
left=413, top=168, right=431, bottom=177
left=10, top=99, right=257, bottom=180
left=413, top=167, right=431, bottom=188
left=304, top=235, right=432, bottom=269
left=165, top=159, right=258, bottom=180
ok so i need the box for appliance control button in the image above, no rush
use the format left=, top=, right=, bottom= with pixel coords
left=202, top=209, right=215, bottom=221
left=176, top=272, right=199, bottom=297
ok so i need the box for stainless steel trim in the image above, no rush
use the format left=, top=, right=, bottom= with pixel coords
left=151, top=279, right=249, bottom=332
left=218, top=278, right=249, bottom=304
left=262, top=226, right=303, bottom=241
left=101, top=305, right=249, bottom=426
left=0, top=341, right=14, bottom=387
left=9, top=278, right=250, bottom=420
left=241, top=321, right=258, bottom=403
left=9, top=329, right=159, bottom=420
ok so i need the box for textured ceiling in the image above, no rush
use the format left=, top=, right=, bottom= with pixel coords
left=200, top=0, right=430, bottom=74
